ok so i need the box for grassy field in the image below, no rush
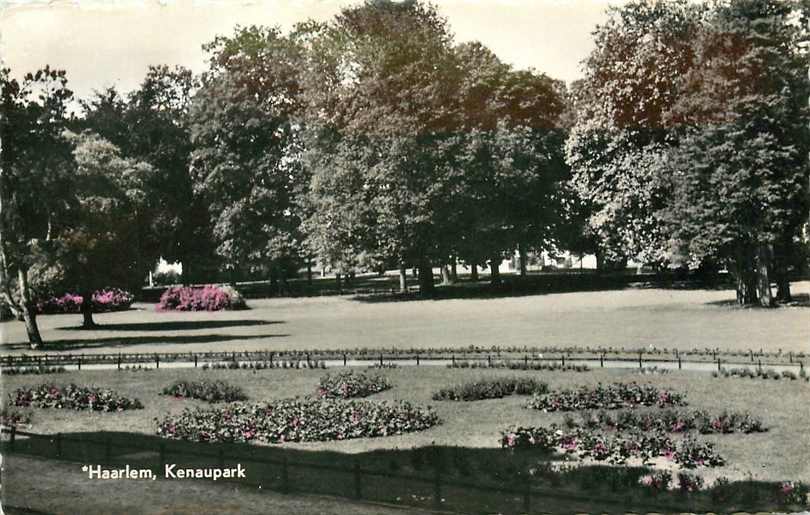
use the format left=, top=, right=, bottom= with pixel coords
left=2, top=281, right=809, bottom=356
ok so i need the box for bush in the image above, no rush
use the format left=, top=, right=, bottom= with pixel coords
left=162, top=380, right=247, bottom=403
left=11, top=384, right=143, bottom=412
left=36, top=288, right=134, bottom=314
left=527, top=382, right=687, bottom=412
left=155, top=398, right=440, bottom=443
left=433, top=377, right=548, bottom=401
left=157, top=285, right=247, bottom=311
left=318, top=371, right=392, bottom=399
left=2, top=365, right=66, bottom=375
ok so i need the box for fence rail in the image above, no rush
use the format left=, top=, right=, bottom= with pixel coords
left=0, top=346, right=805, bottom=373
left=1, top=426, right=702, bottom=514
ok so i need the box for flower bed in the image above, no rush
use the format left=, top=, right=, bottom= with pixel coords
left=162, top=380, right=247, bottom=403
left=2, top=365, right=66, bottom=375
left=0, top=408, right=32, bottom=427
left=317, top=371, right=392, bottom=399
left=202, top=360, right=326, bottom=371
left=571, top=409, right=766, bottom=435
left=500, top=424, right=724, bottom=468
left=36, top=288, right=134, bottom=314
left=10, top=384, right=143, bottom=412
left=155, top=399, right=440, bottom=443
left=527, top=382, right=687, bottom=412
left=448, top=360, right=589, bottom=372
left=432, top=377, right=548, bottom=401
left=713, top=367, right=806, bottom=382
left=157, top=285, right=247, bottom=311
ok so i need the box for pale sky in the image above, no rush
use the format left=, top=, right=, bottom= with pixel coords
left=0, top=0, right=617, bottom=101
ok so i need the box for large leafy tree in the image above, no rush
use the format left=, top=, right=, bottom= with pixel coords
left=301, top=0, right=460, bottom=295
left=659, top=0, right=810, bottom=306
left=0, top=67, right=74, bottom=348
left=188, top=26, right=307, bottom=286
left=566, top=0, right=703, bottom=267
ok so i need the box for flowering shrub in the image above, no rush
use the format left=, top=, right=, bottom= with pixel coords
left=448, top=360, right=589, bottom=372
left=714, top=367, right=800, bottom=381
left=433, top=377, right=548, bottom=401
left=11, top=384, right=143, bottom=412
left=501, top=425, right=723, bottom=468
left=157, top=285, right=247, bottom=311
left=155, top=398, right=440, bottom=443
left=36, top=288, right=134, bottom=314
left=162, top=380, right=247, bottom=403
left=571, top=409, right=767, bottom=435
left=3, top=365, right=66, bottom=375
left=638, top=470, right=671, bottom=491
left=776, top=481, right=810, bottom=506
left=0, top=408, right=32, bottom=427
left=202, top=360, right=326, bottom=370
left=527, top=382, right=687, bottom=412
left=676, top=471, right=704, bottom=492
left=318, top=371, right=392, bottom=399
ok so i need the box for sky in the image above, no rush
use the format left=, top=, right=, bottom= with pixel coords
left=0, top=0, right=618, bottom=101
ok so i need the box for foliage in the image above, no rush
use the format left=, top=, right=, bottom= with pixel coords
left=155, top=398, right=440, bottom=443
left=432, top=377, right=548, bottom=401
left=0, top=408, right=32, bottom=427
left=162, top=380, right=247, bottom=403
left=527, top=382, right=687, bottom=412
left=317, top=371, right=392, bottom=399
left=36, top=287, right=134, bottom=314
left=10, top=384, right=143, bottom=411
left=572, top=408, right=766, bottom=435
left=2, top=365, right=66, bottom=375
left=157, top=285, right=247, bottom=311
left=447, top=360, right=589, bottom=372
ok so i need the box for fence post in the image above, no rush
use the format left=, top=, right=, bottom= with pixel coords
left=717, top=358, right=721, bottom=372
left=600, top=354, right=604, bottom=368
left=379, top=353, right=383, bottom=367
left=750, top=349, right=754, bottom=362
left=678, top=355, right=682, bottom=370
left=281, top=456, right=289, bottom=493
left=416, top=354, right=420, bottom=366
left=789, top=352, right=793, bottom=364
left=433, top=467, right=442, bottom=509
left=78, top=356, right=82, bottom=371
left=343, top=353, right=347, bottom=367
left=155, top=354, right=160, bottom=369
left=194, top=355, right=198, bottom=368
left=55, top=433, right=62, bottom=457
left=488, top=355, right=492, bottom=367
left=561, top=355, right=565, bottom=368
left=452, top=354, right=455, bottom=367
left=353, top=462, right=362, bottom=499
left=638, top=352, right=643, bottom=369
left=117, top=353, right=121, bottom=370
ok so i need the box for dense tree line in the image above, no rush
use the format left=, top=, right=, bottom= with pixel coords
left=2, top=0, right=809, bottom=348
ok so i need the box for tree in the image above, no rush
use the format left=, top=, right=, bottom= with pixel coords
left=189, top=26, right=307, bottom=286
left=301, top=0, right=461, bottom=295
left=0, top=66, right=74, bottom=348
left=659, top=0, right=810, bottom=306
left=566, top=0, right=703, bottom=267
left=60, top=131, right=155, bottom=327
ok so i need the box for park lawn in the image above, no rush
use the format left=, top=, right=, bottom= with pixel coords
left=2, top=280, right=809, bottom=356
left=4, top=365, right=810, bottom=487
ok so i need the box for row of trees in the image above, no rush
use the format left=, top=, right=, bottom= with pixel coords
left=2, top=0, right=809, bottom=348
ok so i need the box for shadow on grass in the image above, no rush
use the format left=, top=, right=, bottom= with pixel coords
left=57, top=320, right=284, bottom=332
left=704, top=293, right=810, bottom=308
left=3, top=430, right=802, bottom=515
left=1, top=333, right=289, bottom=352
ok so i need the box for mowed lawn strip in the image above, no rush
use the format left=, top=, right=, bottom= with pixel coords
left=4, top=366, right=809, bottom=485
left=2, top=281, right=809, bottom=355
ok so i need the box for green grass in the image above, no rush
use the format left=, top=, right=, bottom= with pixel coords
left=2, top=281, right=809, bottom=356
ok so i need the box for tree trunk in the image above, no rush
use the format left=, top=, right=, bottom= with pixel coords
left=518, top=245, right=527, bottom=277
left=470, top=263, right=478, bottom=281
left=80, top=291, right=96, bottom=328
left=17, top=269, right=43, bottom=349
left=440, top=265, right=453, bottom=285
left=306, top=258, right=313, bottom=287
left=733, top=247, right=758, bottom=306
left=489, top=257, right=501, bottom=284
left=450, top=257, right=458, bottom=282
left=335, top=273, right=342, bottom=293
left=418, top=258, right=434, bottom=297
left=399, top=263, right=407, bottom=293
left=756, top=244, right=774, bottom=308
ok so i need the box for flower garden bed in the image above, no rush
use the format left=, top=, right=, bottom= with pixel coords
left=36, top=288, right=134, bottom=314
left=569, top=409, right=766, bottom=434
left=157, top=285, right=247, bottom=311
left=317, top=371, right=391, bottom=398
left=155, top=398, right=439, bottom=443
left=447, top=360, right=590, bottom=372
left=161, top=380, right=247, bottom=403
left=501, top=424, right=725, bottom=468
left=527, top=382, right=687, bottom=412
left=713, top=367, right=808, bottom=382
left=10, top=384, right=143, bottom=412
left=432, top=377, right=548, bottom=401
left=2, top=365, right=66, bottom=376
left=202, top=360, right=326, bottom=370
